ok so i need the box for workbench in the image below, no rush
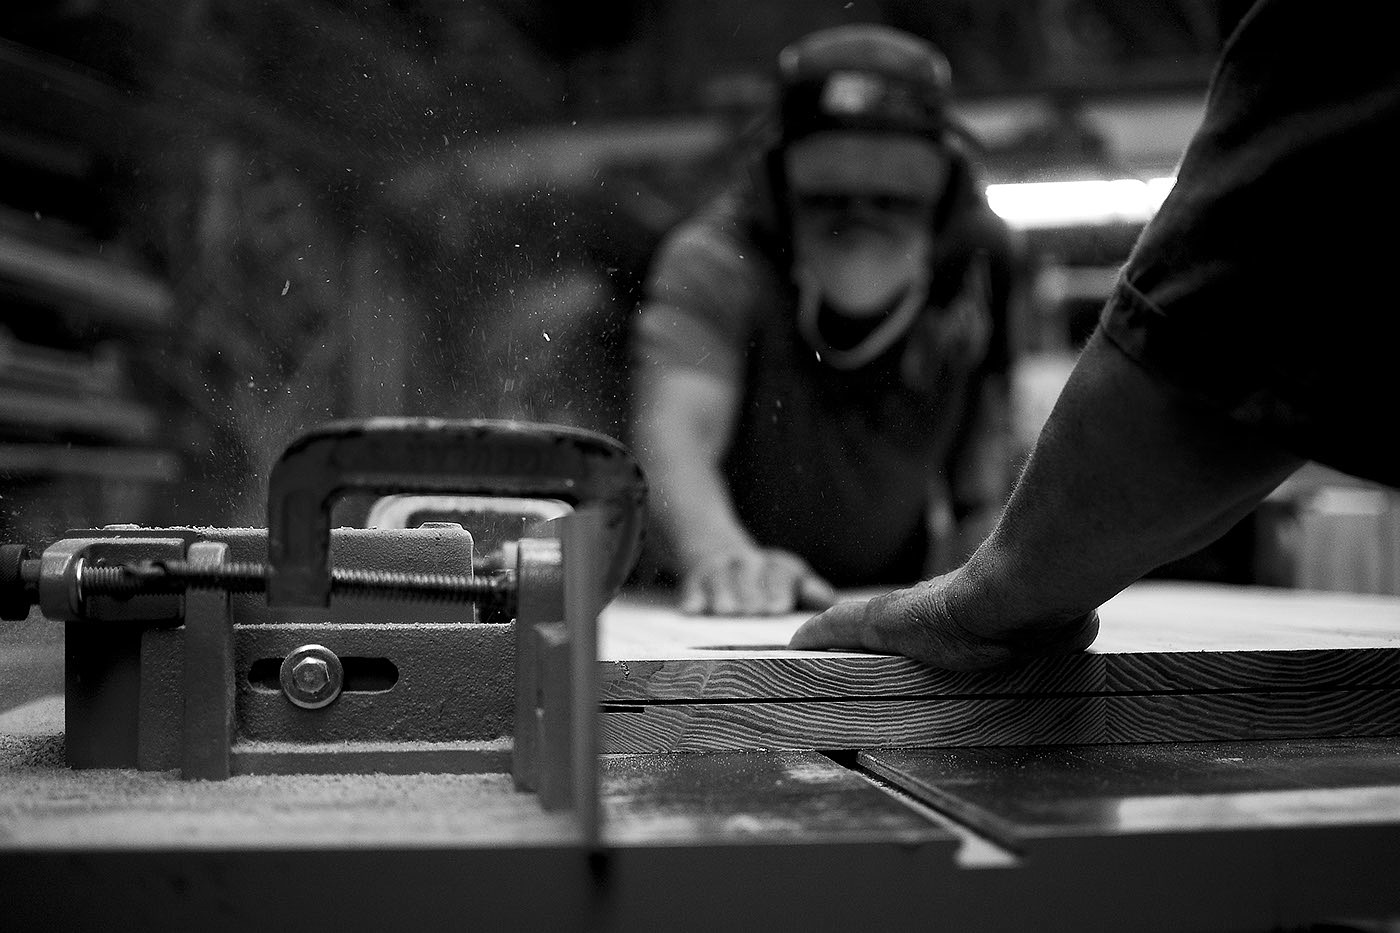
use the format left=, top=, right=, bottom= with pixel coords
left=4, top=580, right=1400, bottom=932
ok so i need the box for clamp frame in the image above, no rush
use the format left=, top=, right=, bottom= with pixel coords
left=266, top=417, right=646, bottom=609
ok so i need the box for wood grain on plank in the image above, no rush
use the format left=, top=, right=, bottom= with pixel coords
left=596, top=582, right=1400, bottom=750
left=601, top=696, right=1105, bottom=753
left=1104, top=689, right=1400, bottom=743
left=601, top=582, right=1400, bottom=702
left=601, top=648, right=1400, bottom=704
left=1106, top=647, right=1400, bottom=693
left=601, top=688, right=1400, bottom=754
left=601, top=653, right=1105, bottom=703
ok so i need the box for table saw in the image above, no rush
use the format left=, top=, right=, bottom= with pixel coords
left=3, top=418, right=1400, bottom=932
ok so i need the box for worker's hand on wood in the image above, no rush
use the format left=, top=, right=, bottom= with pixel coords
left=787, top=574, right=1099, bottom=670
left=680, top=546, right=837, bottom=616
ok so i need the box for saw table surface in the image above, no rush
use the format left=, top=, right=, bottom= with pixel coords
left=4, top=580, right=1400, bottom=931
left=862, top=739, right=1400, bottom=846
left=0, top=700, right=947, bottom=850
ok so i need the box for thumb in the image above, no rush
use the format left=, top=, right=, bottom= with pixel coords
left=788, top=598, right=868, bottom=650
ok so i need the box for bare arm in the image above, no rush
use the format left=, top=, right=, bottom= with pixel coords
left=635, top=364, right=835, bottom=614
left=635, top=365, right=750, bottom=569
left=790, top=329, right=1304, bottom=668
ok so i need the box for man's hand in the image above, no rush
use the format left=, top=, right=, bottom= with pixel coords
left=681, top=547, right=837, bottom=616
left=787, top=576, right=1099, bottom=670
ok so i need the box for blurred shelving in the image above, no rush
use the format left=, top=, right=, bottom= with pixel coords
left=0, top=35, right=180, bottom=541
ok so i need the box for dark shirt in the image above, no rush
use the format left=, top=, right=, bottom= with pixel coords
left=1100, top=0, right=1400, bottom=486
left=635, top=182, right=1016, bottom=586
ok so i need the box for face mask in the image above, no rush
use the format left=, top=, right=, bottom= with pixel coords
left=790, top=208, right=933, bottom=314
left=793, top=264, right=929, bottom=370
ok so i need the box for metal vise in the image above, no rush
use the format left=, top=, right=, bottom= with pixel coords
left=0, top=418, right=646, bottom=812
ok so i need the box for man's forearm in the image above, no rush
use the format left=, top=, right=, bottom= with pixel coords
left=952, top=330, right=1304, bottom=638
left=644, top=447, right=753, bottom=570
left=634, top=367, right=754, bottom=573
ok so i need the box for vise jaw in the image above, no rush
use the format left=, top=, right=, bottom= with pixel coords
left=1, top=419, right=646, bottom=818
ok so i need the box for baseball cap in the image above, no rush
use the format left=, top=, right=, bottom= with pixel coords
left=785, top=133, right=949, bottom=207
left=777, top=24, right=958, bottom=145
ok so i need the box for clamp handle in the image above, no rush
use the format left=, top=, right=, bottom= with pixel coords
left=266, top=418, right=647, bottom=607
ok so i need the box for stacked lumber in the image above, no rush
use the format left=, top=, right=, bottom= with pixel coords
left=599, top=581, right=1400, bottom=753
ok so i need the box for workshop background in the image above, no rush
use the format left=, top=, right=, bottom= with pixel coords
left=1, top=0, right=1395, bottom=593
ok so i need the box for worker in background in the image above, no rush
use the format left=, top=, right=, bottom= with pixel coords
left=631, top=24, right=1023, bottom=615
left=790, top=0, right=1400, bottom=668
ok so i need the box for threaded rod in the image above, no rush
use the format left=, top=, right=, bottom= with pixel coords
left=80, top=559, right=515, bottom=608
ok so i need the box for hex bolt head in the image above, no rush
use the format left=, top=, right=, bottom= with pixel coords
left=292, top=657, right=330, bottom=693
left=279, top=644, right=344, bottom=710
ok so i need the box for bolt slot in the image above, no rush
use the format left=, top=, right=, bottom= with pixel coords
left=249, top=656, right=399, bottom=693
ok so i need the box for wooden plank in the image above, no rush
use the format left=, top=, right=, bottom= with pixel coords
left=1088, top=582, right=1400, bottom=652
left=602, top=653, right=1105, bottom=702
left=602, top=689, right=1400, bottom=754
left=1105, top=689, right=1400, bottom=744
left=602, top=696, right=1105, bottom=753
left=601, top=647, right=1400, bottom=703
left=601, top=582, right=1400, bottom=702
left=1106, top=647, right=1400, bottom=693
left=596, top=582, right=1400, bottom=751
left=600, top=590, right=1106, bottom=701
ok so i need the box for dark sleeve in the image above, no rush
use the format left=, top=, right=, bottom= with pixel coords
left=1097, top=0, right=1400, bottom=485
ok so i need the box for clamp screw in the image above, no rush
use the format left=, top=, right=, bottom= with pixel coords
left=279, top=644, right=343, bottom=709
